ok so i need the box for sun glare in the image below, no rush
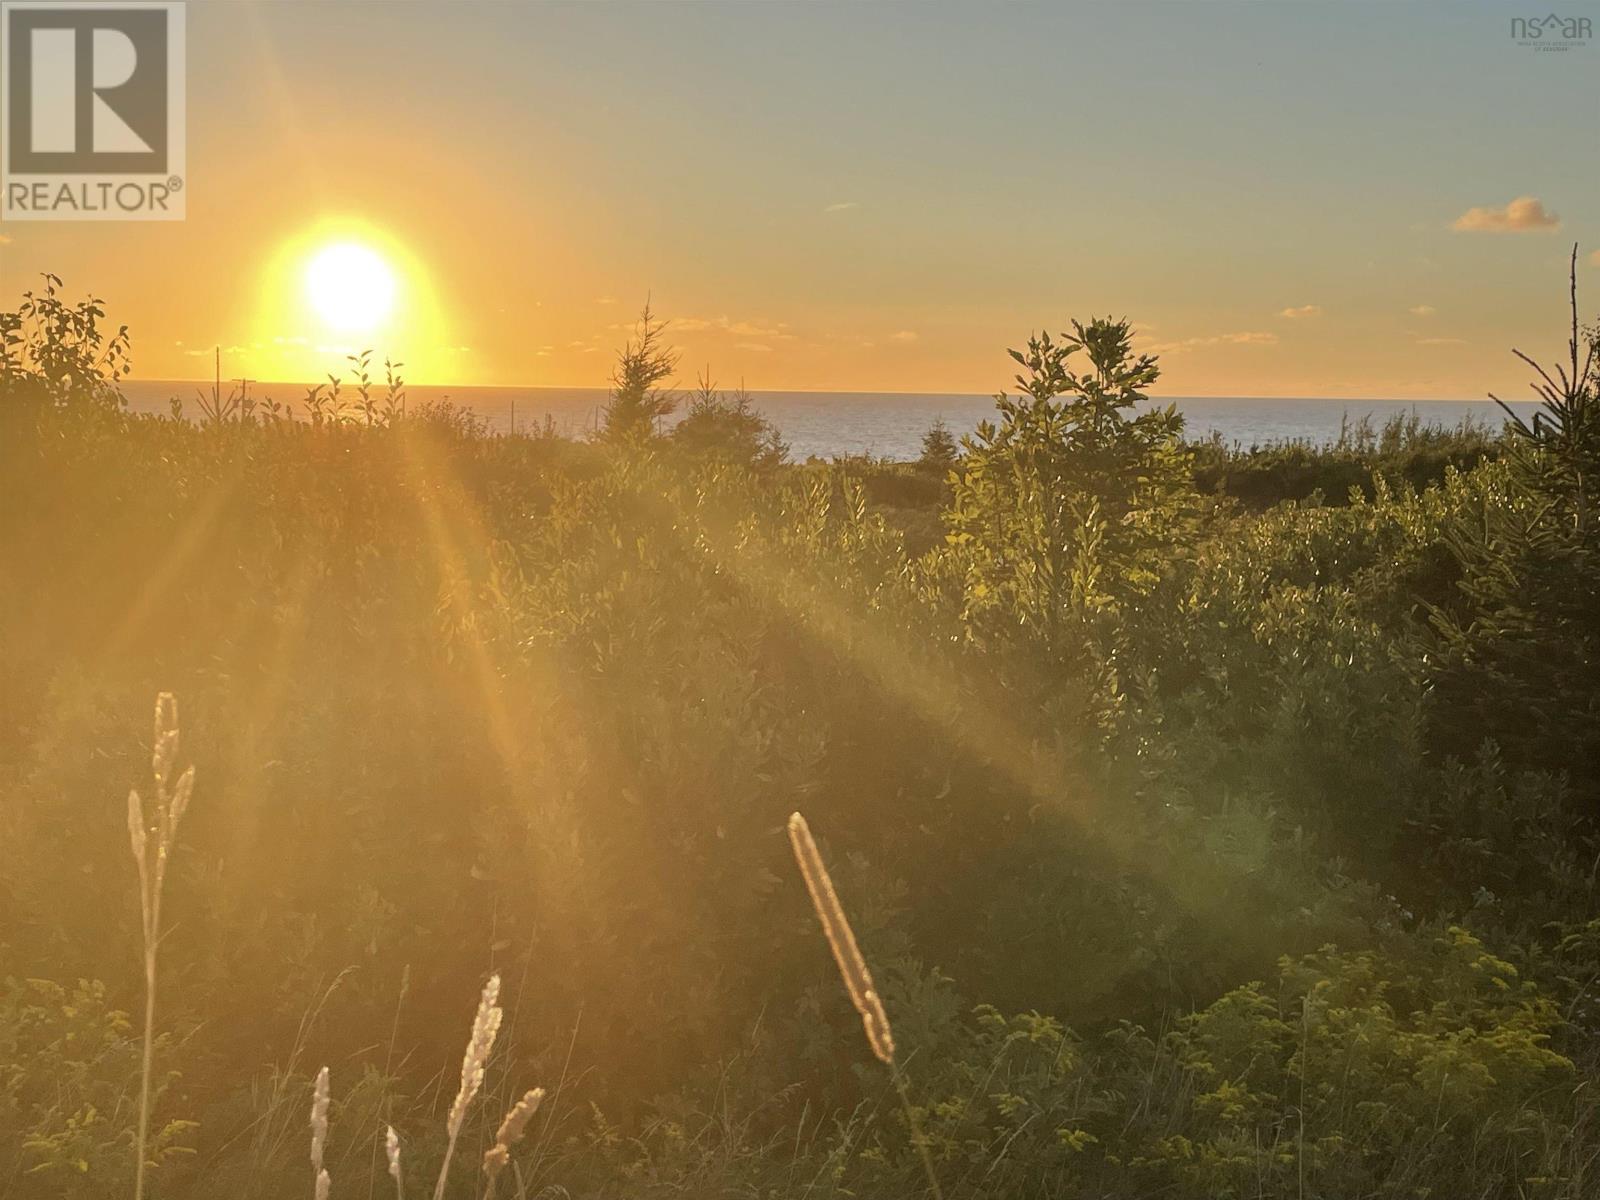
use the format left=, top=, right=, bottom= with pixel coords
left=305, top=242, right=397, bottom=334
left=254, top=221, right=455, bottom=382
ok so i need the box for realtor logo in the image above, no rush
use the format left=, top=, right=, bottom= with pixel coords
left=1, top=1, right=185, bottom=220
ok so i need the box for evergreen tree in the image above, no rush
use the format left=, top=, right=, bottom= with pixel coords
left=917, top=418, right=960, bottom=474
left=1426, top=247, right=1600, bottom=808
left=670, top=367, right=788, bottom=469
left=600, top=303, right=678, bottom=442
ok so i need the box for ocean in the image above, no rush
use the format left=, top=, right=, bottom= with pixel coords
left=117, top=381, right=1534, bottom=462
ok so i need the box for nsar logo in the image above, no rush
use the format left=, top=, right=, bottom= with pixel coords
left=1510, top=12, right=1592, bottom=50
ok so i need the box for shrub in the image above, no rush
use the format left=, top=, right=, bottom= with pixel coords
left=0, top=977, right=194, bottom=1198
left=0, top=274, right=130, bottom=416
left=669, top=368, right=787, bottom=469
left=945, top=317, right=1195, bottom=671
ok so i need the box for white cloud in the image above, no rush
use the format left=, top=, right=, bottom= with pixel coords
left=823, top=201, right=859, bottom=213
left=889, top=330, right=919, bottom=343
left=1416, top=337, right=1466, bottom=346
left=595, top=296, right=618, bottom=305
left=675, top=315, right=795, bottom=340
left=1148, top=331, right=1278, bottom=355
left=1451, top=195, right=1559, bottom=233
left=1409, top=305, right=1436, bottom=317
left=735, top=342, right=772, bottom=352
left=1279, top=305, right=1322, bottom=320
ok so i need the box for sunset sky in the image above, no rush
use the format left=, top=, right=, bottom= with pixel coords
left=1, top=0, right=1596, bottom=397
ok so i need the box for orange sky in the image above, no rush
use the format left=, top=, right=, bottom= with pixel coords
left=0, top=1, right=1596, bottom=398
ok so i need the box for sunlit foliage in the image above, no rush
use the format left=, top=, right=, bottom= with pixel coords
left=1, top=273, right=1598, bottom=1198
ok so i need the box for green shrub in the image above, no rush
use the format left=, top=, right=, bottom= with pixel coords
left=0, top=978, right=194, bottom=1198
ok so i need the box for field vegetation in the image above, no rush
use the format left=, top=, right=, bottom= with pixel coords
left=2, top=259, right=1598, bottom=1198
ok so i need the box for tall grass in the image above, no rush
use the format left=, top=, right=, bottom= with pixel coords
left=788, top=811, right=943, bottom=1200
left=295, top=972, right=544, bottom=1200
left=114, top=701, right=950, bottom=1199
left=128, top=694, right=195, bottom=1200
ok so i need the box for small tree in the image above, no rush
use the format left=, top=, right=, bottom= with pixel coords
left=601, top=302, right=678, bottom=442
left=946, top=317, right=1192, bottom=661
left=670, top=366, right=788, bottom=469
left=917, top=418, right=960, bottom=474
left=1489, top=244, right=1599, bottom=536
left=1427, top=246, right=1600, bottom=806
left=0, top=274, right=130, bottom=414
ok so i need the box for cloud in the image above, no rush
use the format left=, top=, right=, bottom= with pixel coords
left=1148, top=331, right=1278, bottom=355
left=1451, top=195, right=1559, bottom=233
left=1409, top=305, right=1436, bottom=317
left=595, top=296, right=618, bottom=306
left=674, top=315, right=795, bottom=340
left=1591, top=250, right=1600, bottom=268
left=1416, top=337, right=1466, bottom=346
left=889, top=330, right=919, bottom=343
left=0, top=233, right=11, bottom=245
left=823, top=201, right=859, bottom=213
left=735, top=342, right=772, bottom=352
left=1279, top=305, right=1322, bottom=320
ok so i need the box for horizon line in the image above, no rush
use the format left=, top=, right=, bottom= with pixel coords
left=120, top=377, right=1498, bottom=405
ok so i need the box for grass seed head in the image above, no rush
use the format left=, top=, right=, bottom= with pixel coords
left=168, top=765, right=196, bottom=834
left=310, top=1066, right=331, bottom=1171
left=151, top=693, right=179, bottom=785
left=128, top=789, right=147, bottom=864
left=447, top=975, right=503, bottom=1138
left=484, top=1087, right=545, bottom=1181
left=787, top=812, right=896, bottom=1065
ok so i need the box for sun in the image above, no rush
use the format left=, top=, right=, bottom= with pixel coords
left=253, top=220, right=454, bottom=381
left=304, top=242, right=397, bottom=334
